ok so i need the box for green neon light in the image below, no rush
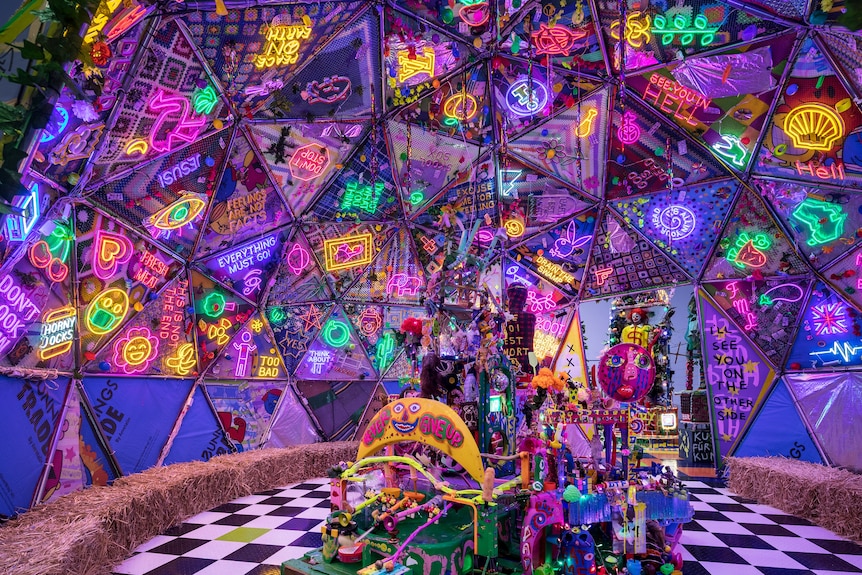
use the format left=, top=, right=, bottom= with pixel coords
left=322, top=320, right=350, bottom=348
left=791, top=198, right=847, bottom=246
left=713, top=135, right=747, bottom=167
left=409, top=191, right=424, bottom=205
left=652, top=12, right=718, bottom=46
left=376, top=332, right=395, bottom=371
left=341, top=181, right=383, bottom=214
left=193, top=85, right=218, bottom=115
left=202, top=292, right=227, bottom=317
left=268, top=307, right=286, bottom=325
left=758, top=294, right=773, bottom=306
left=46, top=221, right=73, bottom=262
left=725, top=232, right=772, bottom=269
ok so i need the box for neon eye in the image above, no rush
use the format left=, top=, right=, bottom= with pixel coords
left=606, top=355, right=623, bottom=368
left=409, top=402, right=421, bottom=413
left=393, top=403, right=404, bottom=414
left=147, top=193, right=206, bottom=230
left=635, top=354, right=651, bottom=369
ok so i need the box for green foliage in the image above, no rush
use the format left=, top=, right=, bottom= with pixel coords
left=839, top=0, right=862, bottom=30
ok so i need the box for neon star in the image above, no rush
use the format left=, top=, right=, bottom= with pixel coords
left=300, top=304, right=324, bottom=331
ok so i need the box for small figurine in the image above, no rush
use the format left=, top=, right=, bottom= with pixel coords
left=621, top=308, right=653, bottom=347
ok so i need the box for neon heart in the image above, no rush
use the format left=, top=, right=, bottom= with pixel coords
left=94, top=229, right=133, bottom=280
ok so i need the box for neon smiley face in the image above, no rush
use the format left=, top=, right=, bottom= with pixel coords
left=597, top=343, right=655, bottom=402
left=113, top=327, right=159, bottom=373
left=85, top=288, right=130, bottom=335
left=390, top=400, right=423, bottom=434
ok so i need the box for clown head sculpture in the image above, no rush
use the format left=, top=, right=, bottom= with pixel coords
left=597, top=343, right=655, bottom=402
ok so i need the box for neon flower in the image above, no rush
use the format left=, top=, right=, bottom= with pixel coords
left=811, top=302, right=849, bottom=336
left=113, top=326, right=159, bottom=373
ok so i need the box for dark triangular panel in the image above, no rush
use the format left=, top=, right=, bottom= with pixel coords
left=295, top=379, right=376, bottom=441
left=611, top=180, right=738, bottom=277
left=786, top=282, right=862, bottom=370
left=268, top=303, right=334, bottom=375
left=196, top=130, right=292, bottom=258
left=413, top=157, right=497, bottom=229
left=343, top=228, right=426, bottom=305
left=294, top=306, right=376, bottom=380
left=822, top=243, right=862, bottom=311
left=265, top=229, right=333, bottom=305
left=702, top=187, right=808, bottom=280
left=163, top=385, right=234, bottom=464
left=703, top=277, right=810, bottom=367
left=754, top=37, right=862, bottom=189
left=583, top=211, right=688, bottom=298
left=205, top=380, right=286, bottom=451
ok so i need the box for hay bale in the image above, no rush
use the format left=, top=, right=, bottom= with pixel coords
left=0, top=442, right=358, bottom=575
left=727, top=456, right=862, bottom=543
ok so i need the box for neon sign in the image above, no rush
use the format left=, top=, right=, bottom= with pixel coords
left=758, top=283, right=804, bottom=307
left=289, top=145, right=330, bottom=181
left=396, top=47, right=436, bottom=83
left=245, top=79, right=284, bottom=98
left=114, top=327, right=159, bottom=373
left=575, top=108, right=597, bottom=138
left=38, top=306, right=76, bottom=361
left=459, top=1, right=490, bottom=26
left=0, top=274, right=41, bottom=355
left=504, top=218, right=525, bottom=238
left=5, top=182, right=41, bottom=242
left=125, top=140, right=148, bottom=156
left=341, top=181, right=383, bottom=214
left=254, top=20, right=313, bottom=69
left=795, top=160, right=846, bottom=181
left=617, top=111, right=640, bottom=145
left=526, top=290, right=556, bottom=313
left=207, top=317, right=232, bottom=346
left=713, top=135, right=747, bottom=168
left=609, top=12, right=652, bottom=48
left=192, top=85, right=218, bottom=115
left=442, top=93, right=478, bottom=124
left=157, top=154, right=202, bottom=188
left=535, top=255, right=574, bottom=285
left=159, top=278, right=187, bottom=345
left=728, top=288, right=758, bottom=331
left=505, top=79, right=548, bottom=117
left=166, top=343, right=196, bottom=376
left=258, top=355, right=281, bottom=377
left=232, top=330, right=257, bottom=378
left=147, top=90, right=206, bottom=154
left=593, top=266, right=614, bottom=286
left=550, top=221, right=590, bottom=260
left=811, top=302, right=849, bottom=336
left=792, top=198, right=847, bottom=246
left=322, top=320, right=350, bottom=348
left=202, top=293, right=236, bottom=318
left=146, top=193, right=207, bottom=234
left=652, top=205, right=697, bottom=240
left=386, top=273, right=423, bottom=297
left=40, top=106, right=69, bottom=143
left=531, top=23, right=586, bottom=55
left=726, top=232, right=771, bottom=269
left=500, top=169, right=522, bottom=198
left=376, top=332, right=395, bottom=371
left=784, top=104, right=844, bottom=151
left=323, top=233, right=373, bottom=271
left=93, top=230, right=133, bottom=280
left=300, top=304, right=324, bottom=331
left=409, top=191, right=425, bottom=206
left=242, top=270, right=262, bottom=297
left=85, top=288, right=129, bottom=335
left=307, top=349, right=333, bottom=375
left=643, top=74, right=710, bottom=126
left=286, top=242, right=310, bottom=275
left=105, top=5, right=149, bottom=42
left=215, top=235, right=277, bottom=275
left=304, top=76, right=351, bottom=104
left=810, top=341, right=862, bottom=364
left=358, top=308, right=382, bottom=337
left=652, top=11, right=718, bottom=46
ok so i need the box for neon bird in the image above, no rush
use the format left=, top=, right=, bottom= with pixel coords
left=333, top=243, right=364, bottom=262
left=713, top=135, right=748, bottom=168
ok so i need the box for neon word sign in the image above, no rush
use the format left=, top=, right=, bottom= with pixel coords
left=258, top=355, right=281, bottom=378
left=254, top=20, right=313, bottom=69
left=38, top=306, right=76, bottom=361
left=396, top=47, right=436, bottom=83
left=758, top=283, right=804, bottom=307
left=85, top=288, right=129, bottom=335
left=322, top=320, right=350, bottom=348
left=93, top=229, right=133, bottom=280
left=811, top=302, right=849, bottom=336
left=225, top=190, right=268, bottom=234
left=146, top=193, right=207, bottom=235
left=289, top=145, right=330, bottom=181
left=442, top=93, right=478, bottom=125
left=166, top=342, right=196, bottom=376
left=726, top=232, right=771, bottom=270
left=245, top=79, right=284, bottom=98
left=323, top=233, right=373, bottom=271
left=215, top=235, right=277, bottom=275
left=713, top=135, right=747, bottom=168
left=157, top=153, right=202, bottom=188
left=533, top=329, right=561, bottom=360
left=784, top=104, right=844, bottom=151
left=342, top=181, right=383, bottom=214
left=306, top=349, right=333, bottom=375
left=792, top=198, right=847, bottom=246
left=617, top=111, right=641, bottom=145
left=526, top=290, right=556, bottom=313
left=304, top=76, right=351, bottom=104
left=593, top=266, right=614, bottom=286
left=232, top=330, right=257, bottom=378
left=0, top=274, right=41, bottom=356
left=159, top=278, right=187, bottom=346
left=535, top=255, right=575, bottom=285
left=531, top=23, right=586, bottom=55
left=5, top=182, right=40, bottom=242
left=505, top=78, right=548, bottom=117
left=643, top=74, right=710, bottom=126
left=652, top=205, right=697, bottom=240
left=286, top=242, right=310, bottom=275
left=725, top=282, right=757, bottom=331
left=146, top=89, right=206, bottom=154
left=114, top=327, right=159, bottom=374
left=135, top=250, right=170, bottom=290
left=795, top=160, right=846, bottom=181
left=386, top=273, right=423, bottom=297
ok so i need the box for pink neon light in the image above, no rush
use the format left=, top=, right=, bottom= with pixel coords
left=93, top=229, right=133, bottom=280
left=147, top=90, right=206, bottom=154
left=475, top=229, right=495, bottom=244
left=334, top=243, right=364, bottom=263
left=286, top=242, right=310, bottom=275
left=593, top=266, right=614, bottom=286
left=29, top=240, right=69, bottom=283
left=232, top=330, right=257, bottom=377
left=811, top=302, right=849, bottom=336
left=526, top=290, right=556, bottom=313
left=386, top=273, right=422, bottom=297
left=856, top=252, right=862, bottom=267
left=726, top=281, right=741, bottom=300
left=113, top=326, right=159, bottom=374
left=617, top=111, right=640, bottom=145
left=732, top=298, right=758, bottom=331
left=760, top=283, right=804, bottom=305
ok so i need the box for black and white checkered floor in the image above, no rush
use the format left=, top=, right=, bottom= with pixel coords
left=112, top=478, right=862, bottom=575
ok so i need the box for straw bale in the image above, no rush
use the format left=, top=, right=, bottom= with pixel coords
left=0, top=442, right=358, bottom=575
left=727, top=456, right=862, bottom=543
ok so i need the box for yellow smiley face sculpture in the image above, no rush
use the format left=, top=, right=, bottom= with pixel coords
left=357, top=397, right=485, bottom=483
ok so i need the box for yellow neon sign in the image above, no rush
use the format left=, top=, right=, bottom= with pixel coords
left=397, top=47, right=436, bottom=84
left=575, top=108, right=597, bottom=138
left=166, top=342, right=196, bottom=376
left=783, top=103, right=845, bottom=151
left=254, top=19, right=313, bottom=69
left=323, top=233, right=373, bottom=272
left=85, top=288, right=129, bottom=335
left=535, top=255, right=575, bottom=285
left=609, top=12, right=652, bottom=48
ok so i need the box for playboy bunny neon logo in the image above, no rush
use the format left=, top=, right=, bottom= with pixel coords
left=549, top=221, right=590, bottom=260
